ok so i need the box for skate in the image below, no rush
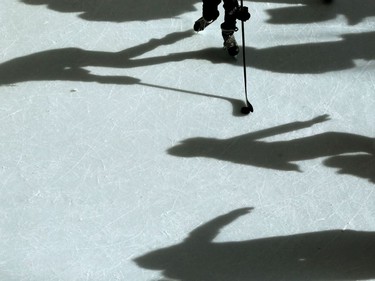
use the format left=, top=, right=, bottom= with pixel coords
left=222, top=30, right=239, bottom=57
left=194, top=17, right=215, bottom=32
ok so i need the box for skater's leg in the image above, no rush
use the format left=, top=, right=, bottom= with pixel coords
left=220, top=0, right=240, bottom=56
left=202, top=0, right=221, bottom=21
left=194, top=0, right=221, bottom=31
left=221, top=0, right=239, bottom=31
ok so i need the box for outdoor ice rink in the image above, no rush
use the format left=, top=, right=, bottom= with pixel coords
left=1, top=0, right=374, bottom=280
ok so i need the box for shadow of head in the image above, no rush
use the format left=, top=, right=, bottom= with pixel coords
left=324, top=153, right=375, bottom=184
left=167, top=138, right=219, bottom=157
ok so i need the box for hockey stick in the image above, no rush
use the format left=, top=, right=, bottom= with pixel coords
left=239, top=0, right=254, bottom=114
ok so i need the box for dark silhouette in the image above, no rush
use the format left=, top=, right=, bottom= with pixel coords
left=250, top=0, right=374, bottom=25
left=245, top=31, right=375, bottom=74
left=0, top=30, right=245, bottom=116
left=20, top=0, right=200, bottom=22
left=134, top=208, right=375, bottom=281
left=324, top=154, right=375, bottom=183
left=167, top=115, right=375, bottom=182
left=0, top=30, right=196, bottom=86
left=1, top=30, right=374, bottom=85
left=20, top=0, right=355, bottom=25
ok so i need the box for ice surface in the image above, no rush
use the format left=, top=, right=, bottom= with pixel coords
left=0, top=0, right=374, bottom=280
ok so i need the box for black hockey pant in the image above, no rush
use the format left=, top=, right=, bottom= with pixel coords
left=202, top=0, right=239, bottom=31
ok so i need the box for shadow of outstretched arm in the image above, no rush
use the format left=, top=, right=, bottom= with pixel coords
left=239, top=114, right=330, bottom=141
left=185, top=208, right=254, bottom=244
left=168, top=115, right=374, bottom=176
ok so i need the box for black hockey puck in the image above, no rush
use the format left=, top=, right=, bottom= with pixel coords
left=241, top=106, right=251, bottom=115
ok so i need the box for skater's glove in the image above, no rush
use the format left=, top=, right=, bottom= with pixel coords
left=236, top=6, right=251, bottom=22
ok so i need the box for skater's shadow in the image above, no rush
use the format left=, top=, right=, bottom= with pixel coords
left=244, top=31, right=375, bottom=74
left=20, top=0, right=200, bottom=22
left=250, top=0, right=374, bottom=25
left=167, top=114, right=375, bottom=183
left=0, top=30, right=201, bottom=86
left=24, top=0, right=372, bottom=25
left=126, top=31, right=375, bottom=74
left=0, top=30, right=245, bottom=116
left=1, top=29, right=374, bottom=83
left=134, top=208, right=375, bottom=281
left=324, top=154, right=375, bottom=183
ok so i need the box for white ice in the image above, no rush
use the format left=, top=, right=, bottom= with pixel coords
left=0, top=0, right=374, bottom=280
